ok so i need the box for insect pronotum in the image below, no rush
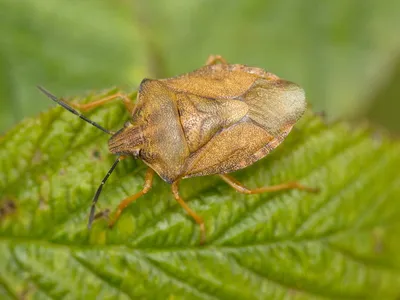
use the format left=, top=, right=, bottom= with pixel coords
left=38, top=55, right=317, bottom=244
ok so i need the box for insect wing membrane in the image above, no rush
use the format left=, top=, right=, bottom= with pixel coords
left=181, top=73, right=306, bottom=178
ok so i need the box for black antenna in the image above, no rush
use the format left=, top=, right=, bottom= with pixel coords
left=88, top=156, right=121, bottom=229
left=37, top=86, right=114, bottom=135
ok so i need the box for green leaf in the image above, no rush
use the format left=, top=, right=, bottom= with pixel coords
left=1, top=90, right=400, bottom=299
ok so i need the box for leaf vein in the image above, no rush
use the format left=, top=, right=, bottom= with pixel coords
left=211, top=128, right=365, bottom=244
left=71, top=254, right=132, bottom=300
left=140, top=255, right=220, bottom=300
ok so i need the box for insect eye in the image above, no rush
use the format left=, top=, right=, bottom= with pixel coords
left=124, top=121, right=131, bottom=127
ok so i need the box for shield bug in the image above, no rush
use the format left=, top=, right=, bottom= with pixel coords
left=38, top=55, right=316, bottom=244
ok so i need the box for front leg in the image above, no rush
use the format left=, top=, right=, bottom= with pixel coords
left=108, top=168, right=155, bottom=227
left=69, top=91, right=137, bottom=114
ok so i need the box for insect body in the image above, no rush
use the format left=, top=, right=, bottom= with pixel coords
left=38, top=55, right=316, bottom=244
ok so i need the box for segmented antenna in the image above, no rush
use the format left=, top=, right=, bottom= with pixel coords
left=88, top=156, right=122, bottom=229
left=37, top=86, right=114, bottom=135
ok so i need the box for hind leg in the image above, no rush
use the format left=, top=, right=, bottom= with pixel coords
left=219, top=174, right=318, bottom=194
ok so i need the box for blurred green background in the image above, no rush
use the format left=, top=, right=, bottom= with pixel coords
left=1, top=0, right=399, bottom=134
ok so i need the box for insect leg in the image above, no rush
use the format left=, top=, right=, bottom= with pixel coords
left=108, top=168, right=154, bottom=228
left=68, top=91, right=137, bottom=114
left=219, top=174, right=319, bottom=194
left=205, top=55, right=228, bottom=66
left=171, top=181, right=206, bottom=244
left=38, top=86, right=114, bottom=135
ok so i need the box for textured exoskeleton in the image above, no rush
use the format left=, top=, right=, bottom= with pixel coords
left=39, top=56, right=314, bottom=244
left=109, top=63, right=306, bottom=183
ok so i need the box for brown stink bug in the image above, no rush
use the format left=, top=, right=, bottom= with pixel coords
left=38, top=55, right=316, bottom=244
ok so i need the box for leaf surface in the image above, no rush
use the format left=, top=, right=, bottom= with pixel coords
left=0, top=91, right=400, bottom=299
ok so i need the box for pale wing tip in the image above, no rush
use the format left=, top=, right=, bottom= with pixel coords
left=279, top=80, right=307, bottom=120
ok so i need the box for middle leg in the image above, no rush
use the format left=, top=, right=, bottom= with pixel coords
left=171, top=181, right=206, bottom=244
left=205, top=54, right=228, bottom=66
